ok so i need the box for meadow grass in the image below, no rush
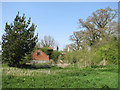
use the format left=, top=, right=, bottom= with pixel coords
left=2, top=64, right=118, bottom=88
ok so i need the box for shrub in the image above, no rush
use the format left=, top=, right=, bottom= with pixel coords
left=98, top=39, right=118, bottom=64
left=39, top=47, right=49, bottom=55
left=50, top=50, right=61, bottom=64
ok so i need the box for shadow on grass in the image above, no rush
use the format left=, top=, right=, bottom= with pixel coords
left=91, top=65, right=106, bottom=68
left=17, top=64, right=51, bottom=69
left=2, top=63, right=69, bottom=70
left=19, top=64, right=72, bottom=70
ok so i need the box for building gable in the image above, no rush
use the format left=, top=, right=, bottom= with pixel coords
left=32, top=49, right=49, bottom=61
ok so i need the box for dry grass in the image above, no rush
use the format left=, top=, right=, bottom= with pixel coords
left=2, top=65, right=72, bottom=77
left=2, top=67, right=54, bottom=76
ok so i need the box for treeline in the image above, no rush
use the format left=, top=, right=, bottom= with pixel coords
left=2, top=7, right=118, bottom=67
left=63, top=7, right=118, bottom=67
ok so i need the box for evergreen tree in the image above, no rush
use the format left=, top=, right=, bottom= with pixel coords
left=2, top=12, right=38, bottom=67
left=57, top=46, right=59, bottom=51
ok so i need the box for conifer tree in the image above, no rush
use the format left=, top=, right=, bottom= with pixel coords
left=57, top=46, right=59, bottom=51
left=2, top=12, right=38, bottom=67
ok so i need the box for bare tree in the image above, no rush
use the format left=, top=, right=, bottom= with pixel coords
left=40, top=35, right=56, bottom=49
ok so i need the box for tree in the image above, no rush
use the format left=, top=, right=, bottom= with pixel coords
left=65, top=7, right=118, bottom=66
left=69, top=30, right=89, bottom=50
left=40, top=35, right=56, bottom=49
left=35, top=42, right=41, bottom=48
left=2, top=12, right=38, bottom=67
left=68, top=7, right=117, bottom=51
left=78, top=7, right=117, bottom=46
left=64, top=43, right=78, bottom=51
left=50, top=50, right=61, bottom=64
left=69, top=31, right=82, bottom=50
left=57, top=45, right=59, bottom=51
left=98, top=37, right=118, bottom=65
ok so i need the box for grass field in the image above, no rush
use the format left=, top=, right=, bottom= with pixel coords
left=2, top=64, right=118, bottom=88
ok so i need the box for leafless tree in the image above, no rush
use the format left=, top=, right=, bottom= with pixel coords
left=40, top=35, right=56, bottom=49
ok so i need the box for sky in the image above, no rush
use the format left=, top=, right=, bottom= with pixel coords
left=1, top=2, right=118, bottom=50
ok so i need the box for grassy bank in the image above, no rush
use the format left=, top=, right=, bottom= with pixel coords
left=2, top=64, right=118, bottom=88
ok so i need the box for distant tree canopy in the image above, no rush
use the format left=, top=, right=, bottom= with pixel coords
left=63, top=7, right=118, bottom=65
left=2, top=12, right=38, bottom=67
left=68, top=7, right=118, bottom=51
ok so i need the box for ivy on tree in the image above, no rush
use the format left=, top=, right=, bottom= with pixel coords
left=2, top=12, right=38, bottom=67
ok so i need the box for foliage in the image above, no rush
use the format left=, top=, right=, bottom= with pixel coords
left=38, top=47, right=49, bottom=55
left=69, top=30, right=88, bottom=50
left=21, top=53, right=32, bottom=64
left=64, top=7, right=118, bottom=66
left=2, top=12, right=38, bottom=67
left=64, top=37, right=118, bottom=66
left=67, top=7, right=117, bottom=51
left=50, top=50, right=61, bottom=63
left=78, top=7, right=117, bottom=47
left=64, top=48, right=102, bottom=67
left=98, top=38, right=118, bottom=64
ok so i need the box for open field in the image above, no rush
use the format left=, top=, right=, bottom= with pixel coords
left=2, top=64, right=118, bottom=88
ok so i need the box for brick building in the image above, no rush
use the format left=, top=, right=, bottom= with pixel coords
left=31, top=47, right=53, bottom=63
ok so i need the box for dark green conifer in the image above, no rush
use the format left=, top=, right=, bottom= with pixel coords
left=2, top=12, right=38, bottom=67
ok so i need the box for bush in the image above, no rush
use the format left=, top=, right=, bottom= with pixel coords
left=63, top=48, right=102, bottom=68
left=50, top=50, right=61, bottom=64
left=98, top=39, right=118, bottom=64
left=63, top=37, right=118, bottom=68
left=39, top=47, right=49, bottom=55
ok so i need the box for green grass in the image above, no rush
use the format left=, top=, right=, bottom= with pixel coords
left=2, top=64, right=118, bottom=88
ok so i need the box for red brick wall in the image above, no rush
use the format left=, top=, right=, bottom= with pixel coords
left=31, top=49, right=49, bottom=61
